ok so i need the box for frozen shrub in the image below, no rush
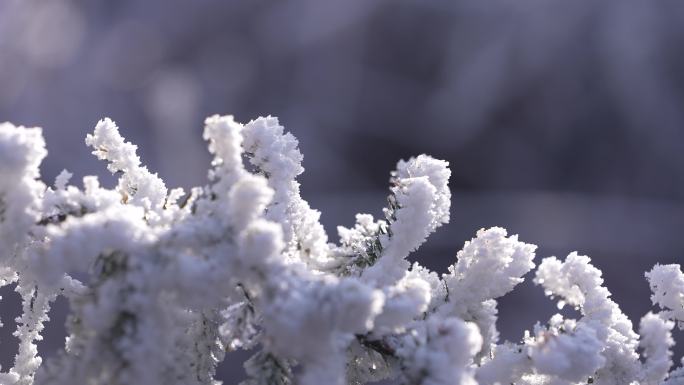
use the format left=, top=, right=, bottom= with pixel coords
left=0, top=116, right=682, bottom=385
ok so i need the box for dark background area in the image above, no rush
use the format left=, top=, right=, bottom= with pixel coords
left=1, top=0, right=684, bottom=382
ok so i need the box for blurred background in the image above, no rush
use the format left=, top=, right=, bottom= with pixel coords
left=1, top=0, right=684, bottom=382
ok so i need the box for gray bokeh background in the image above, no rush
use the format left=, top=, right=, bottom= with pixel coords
left=1, top=0, right=684, bottom=382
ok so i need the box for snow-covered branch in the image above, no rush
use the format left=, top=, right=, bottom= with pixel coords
left=0, top=116, right=681, bottom=385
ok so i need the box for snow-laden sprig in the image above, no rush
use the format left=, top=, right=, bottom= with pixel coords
left=360, top=155, right=451, bottom=287
left=0, top=123, right=56, bottom=385
left=0, top=123, right=46, bottom=264
left=85, top=118, right=168, bottom=219
left=439, top=227, right=536, bottom=359
left=241, top=116, right=331, bottom=269
left=445, top=227, right=536, bottom=304
left=639, top=312, right=675, bottom=385
left=646, top=264, right=684, bottom=329
left=331, top=156, right=450, bottom=282
left=533, top=253, right=640, bottom=384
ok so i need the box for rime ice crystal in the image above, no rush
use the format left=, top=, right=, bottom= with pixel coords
left=0, top=116, right=682, bottom=385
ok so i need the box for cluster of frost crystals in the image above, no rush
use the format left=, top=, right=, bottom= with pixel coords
left=1, top=115, right=684, bottom=385
left=646, top=265, right=684, bottom=329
